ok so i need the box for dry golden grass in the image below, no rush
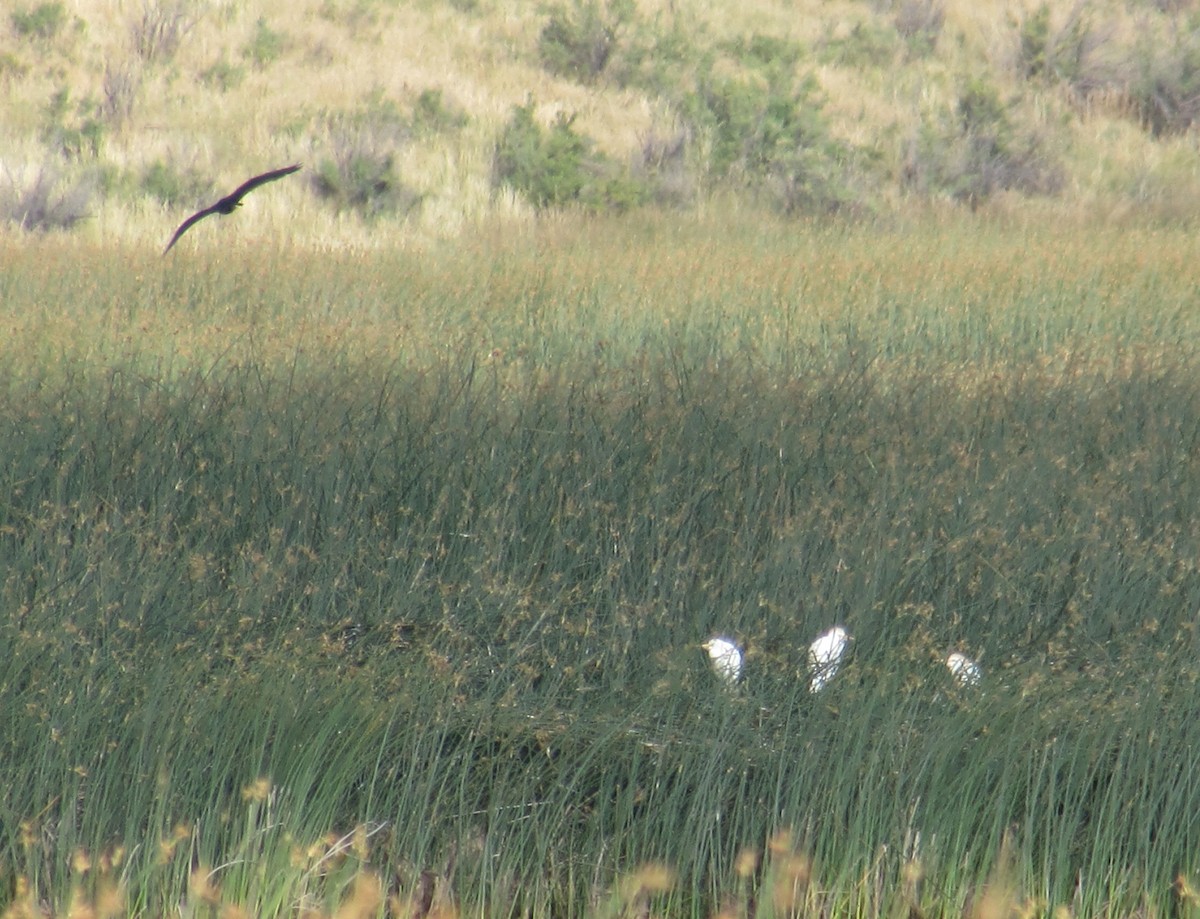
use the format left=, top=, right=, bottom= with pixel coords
left=2, top=210, right=1197, bottom=388
left=2, top=0, right=1196, bottom=249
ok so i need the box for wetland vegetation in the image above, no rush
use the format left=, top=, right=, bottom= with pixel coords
left=2, top=216, right=1199, bottom=917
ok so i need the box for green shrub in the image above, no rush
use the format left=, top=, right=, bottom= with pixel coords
left=313, top=95, right=422, bottom=219
left=818, top=20, right=899, bottom=68
left=139, top=160, right=211, bottom=207
left=492, top=99, right=645, bottom=211
left=904, top=77, right=1062, bottom=207
left=1015, top=3, right=1110, bottom=100
left=316, top=0, right=380, bottom=35
left=11, top=1, right=65, bottom=39
left=200, top=57, right=246, bottom=92
left=613, top=20, right=699, bottom=94
left=493, top=101, right=586, bottom=207
left=720, top=33, right=804, bottom=71
left=1017, top=3, right=1053, bottom=78
left=1124, top=19, right=1200, bottom=136
left=243, top=17, right=285, bottom=69
left=139, top=161, right=182, bottom=204
left=537, top=0, right=633, bottom=84
left=893, top=0, right=943, bottom=58
left=41, top=87, right=105, bottom=159
left=312, top=148, right=421, bottom=220
left=0, top=51, right=30, bottom=81
left=411, top=88, right=468, bottom=135
left=326, top=91, right=411, bottom=145
left=677, top=71, right=862, bottom=214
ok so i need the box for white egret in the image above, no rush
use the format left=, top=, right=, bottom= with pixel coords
left=808, top=626, right=850, bottom=693
left=702, top=635, right=743, bottom=685
left=945, top=651, right=981, bottom=687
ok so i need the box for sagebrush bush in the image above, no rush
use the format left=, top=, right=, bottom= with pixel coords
left=537, top=0, right=633, bottom=84
left=139, top=159, right=211, bottom=207
left=40, top=88, right=105, bottom=158
left=1017, top=3, right=1054, bottom=79
left=0, top=51, right=29, bottom=81
left=316, top=0, right=380, bottom=35
left=818, top=20, right=900, bottom=68
left=893, top=0, right=944, bottom=58
left=102, top=61, right=140, bottom=126
left=10, top=0, right=66, bottom=39
left=903, top=77, right=1062, bottom=207
left=0, top=166, right=92, bottom=230
left=312, top=95, right=423, bottom=219
left=321, top=93, right=411, bottom=149
left=1124, top=19, right=1200, bottom=136
left=1015, top=2, right=1113, bottom=101
left=492, top=99, right=646, bottom=211
left=199, top=57, right=245, bottom=92
left=607, top=17, right=698, bottom=95
left=312, top=148, right=421, bottom=220
left=243, top=17, right=285, bottom=69
left=721, top=32, right=805, bottom=70
left=131, top=0, right=199, bottom=63
left=411, top=88, right=468, bottom=135
left=633, top=123, right=694, bottom=207
left=677, top=71, right=863, bottom=214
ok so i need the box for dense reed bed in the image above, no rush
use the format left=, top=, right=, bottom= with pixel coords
left=1, top=215, right=1199, bottom=918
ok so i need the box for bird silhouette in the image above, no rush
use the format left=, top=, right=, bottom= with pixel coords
left=163, top=164, right=301, bottom=254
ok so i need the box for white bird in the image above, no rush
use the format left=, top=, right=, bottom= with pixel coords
left=702, top=635, right=743, bottom=685
left=945, top=651, right=981, bottom=687
left=808, top=626, right=850, bottom=693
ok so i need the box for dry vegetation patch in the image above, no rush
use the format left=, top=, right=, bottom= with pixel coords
left=3, top=0, right=1200, bottom=247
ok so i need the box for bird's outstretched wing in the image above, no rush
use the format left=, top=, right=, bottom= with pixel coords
left=226, top=164, right=302, bottom=205
left=162, top=164, right=302, bottom=255
left=163, top=204, right=221, bottom=254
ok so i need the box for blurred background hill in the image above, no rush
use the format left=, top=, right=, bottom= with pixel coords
left=4, top=0, right=1200, bottom=248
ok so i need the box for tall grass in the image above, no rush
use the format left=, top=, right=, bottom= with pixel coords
left=2, top=215, right=1199, bottom=917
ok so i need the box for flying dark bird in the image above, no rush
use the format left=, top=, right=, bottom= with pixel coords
left=163, top=164, right=301, bottom=254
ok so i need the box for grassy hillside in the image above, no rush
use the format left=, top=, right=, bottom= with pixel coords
left=4, top=0, right=1200, bottom=250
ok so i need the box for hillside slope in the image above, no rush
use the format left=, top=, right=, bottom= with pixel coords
left=2, top=0, right=1199, bottom=248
